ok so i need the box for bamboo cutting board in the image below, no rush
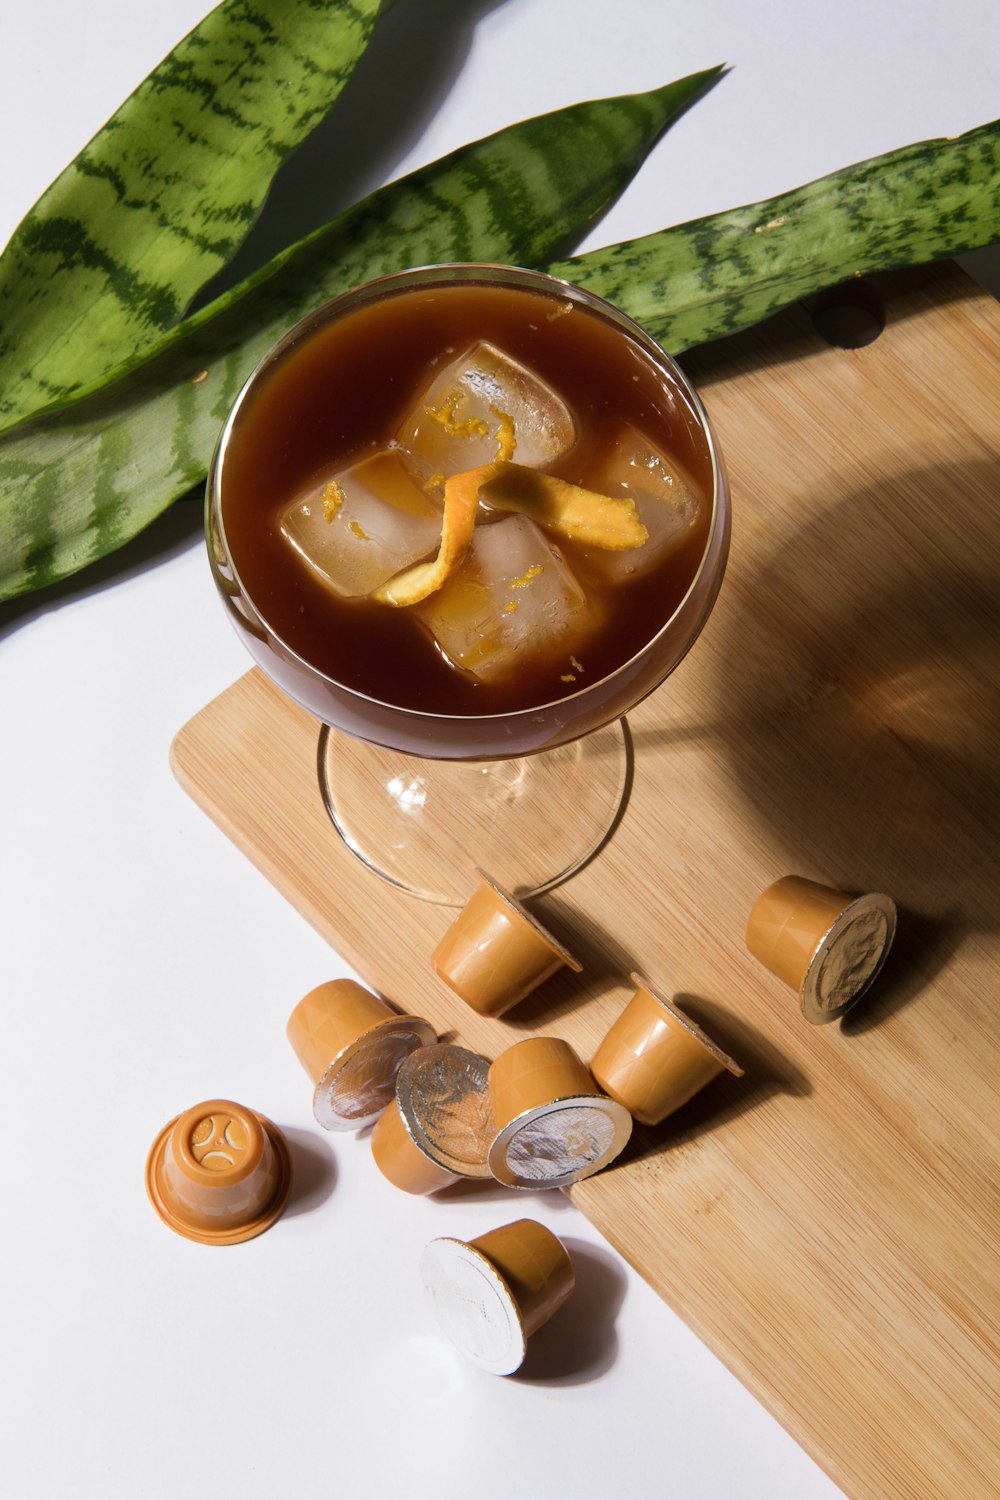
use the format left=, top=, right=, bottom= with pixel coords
left=172, top=263, right=1000, bottom=1500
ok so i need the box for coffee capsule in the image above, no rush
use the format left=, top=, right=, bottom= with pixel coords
left=591, top=974, right=743, bottom=1125
left=370, top=1095, right=461, bottom=1196
left=432, top=871, right=582, bottom=1018
left=421, top=1218, right=574, bottom=1374
left=745, top=876, right=897, bottom=1023
left=145, top=1099, right=292, bottom=1246
left=395, top=1044, right=494, bottom=1180
left=287, top=978, right=436, bottom=1129
left=487, top=1036, right=631, bottom=1189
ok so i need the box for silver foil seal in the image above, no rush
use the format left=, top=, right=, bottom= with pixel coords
left=420, top=1238, right=527, bottom=1375
left=488, top=1095, right=632, bottom=1189
left=396, top=1044, right=494, bottom=1177
left=802, top=893, right=897, bottom=1023
left=314, top=1017, right=436, bottom=1131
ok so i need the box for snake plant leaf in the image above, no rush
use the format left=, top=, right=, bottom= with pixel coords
left=0, top=0, right=385, bottom=435
left=549, top=118, right=1000, bottom=354
left=0, top=70, right=721, bottom=600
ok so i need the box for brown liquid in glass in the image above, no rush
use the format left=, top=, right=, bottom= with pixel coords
left=219, top=280, right=713, bottom=717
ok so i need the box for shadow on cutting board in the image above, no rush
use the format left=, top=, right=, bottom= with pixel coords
left=702, top=454, right=1000, bottom=1023
left=681, top=263, right=987, bottom=386
left=613, top=999, right=812, bottom=1169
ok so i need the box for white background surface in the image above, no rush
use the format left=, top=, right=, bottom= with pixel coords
left=2, top=4, right=998, bottom=1497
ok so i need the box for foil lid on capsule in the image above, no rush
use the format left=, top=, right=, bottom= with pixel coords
left=421, top=1218, right=575, bottom=1375
left=487, top=1036, right=631, bottom=1189
left=286, top=978, right=436, bottom=1130
left=745, top=876, right=897, bottom=1024
left=395, top=1043, right=495, bottom=1179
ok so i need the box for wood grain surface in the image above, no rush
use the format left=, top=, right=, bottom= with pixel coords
left=171, top=262, right=1000, bottom=1500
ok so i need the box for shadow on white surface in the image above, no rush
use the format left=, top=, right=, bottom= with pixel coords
left=433, top=1177, right=578, bottom=1211
left=513, top=1238, right=626, bottom=1385
left=194, top=0, right=513, bottom=307
left=281, top=1125, right=338, bottom=1218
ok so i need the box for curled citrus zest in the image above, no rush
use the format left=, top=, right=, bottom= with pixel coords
left=480, top=462, right=647, bottom=550
left=491, top=407, right=517, bottom=461
left=372, top=460, right=646, bottom=607
left=424, top=389, right=490, bottom=440
left=372, top=464, right=496, bottom=606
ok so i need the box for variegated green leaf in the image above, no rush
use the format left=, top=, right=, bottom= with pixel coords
left=0, top=70, right=719, bottom=600
left=0, top=0, right=385, bottom=434
left=550, top=119, right=1000, bottom=353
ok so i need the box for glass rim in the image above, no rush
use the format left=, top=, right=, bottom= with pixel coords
left=208, top=261, right=729, bottom=726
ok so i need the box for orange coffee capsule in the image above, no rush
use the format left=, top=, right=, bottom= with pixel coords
left=745, top=876, right=897, bottom=1023
left=591, top=974, right=743, bottom=1125
left=487, top=1036, right=631, bottom=1189
left=145, top=1099, right=292, bottom=1246
left=432, top=871, right=582, bottom=1018
left=287, top=978, right=436, bottom=1129
left=370, top=1096, right=460, bottom=1196
left=421, top=1218, right=575, bottom=1374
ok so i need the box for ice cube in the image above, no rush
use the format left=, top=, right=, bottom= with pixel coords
left=580, top=423, right=704, bottom=583
left=415, top=514, right=596, bottom=685
left=397, top=342, right=575, bottom=476
left=280, top=449, right=442, bottom=599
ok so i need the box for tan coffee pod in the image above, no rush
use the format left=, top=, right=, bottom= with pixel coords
left=487, top=1036, right=631, bottom=1189
left=395, top=1044, right=495, bottom=1179
left=286, top=978, right=436, bottom=1130
left=145, top=1099, right=292, bottom=1246
left=370, top=1096, right=461, bottom=1195
left=746, top=875, right=897, bottom=1024
left=591, top=975, right=743, bottom=1125
left=432, top=870, right=582, bottom=1018
left=421, top=1219, right=575, bottom=1375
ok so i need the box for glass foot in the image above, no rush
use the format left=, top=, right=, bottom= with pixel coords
left=318, top=721, right=633, bottom=906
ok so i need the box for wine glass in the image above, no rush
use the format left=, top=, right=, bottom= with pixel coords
left=207, top=264, right=730, bottom=904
